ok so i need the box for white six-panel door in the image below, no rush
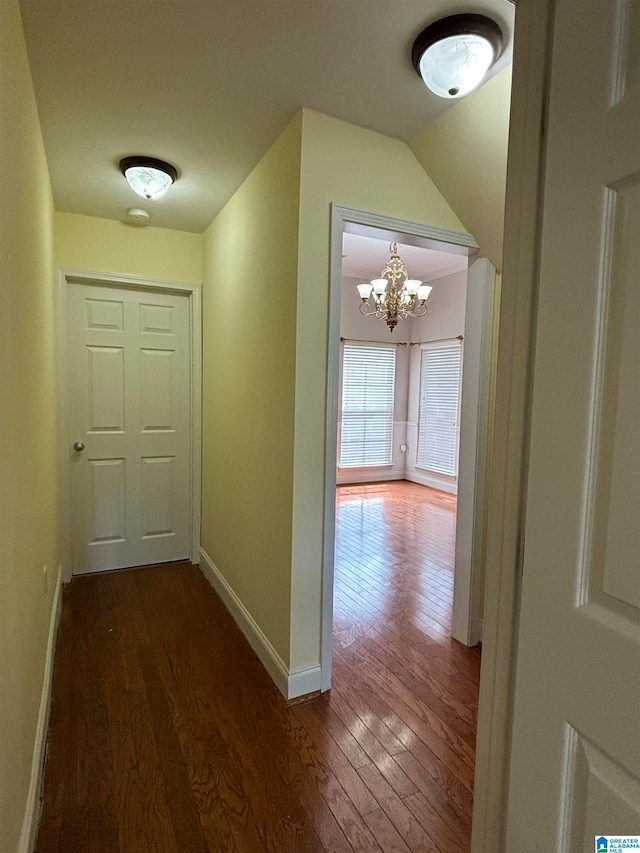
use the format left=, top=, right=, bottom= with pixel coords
left=505, top=0, right=640, bottom=846
left=67, top=283, right=191, bottom=574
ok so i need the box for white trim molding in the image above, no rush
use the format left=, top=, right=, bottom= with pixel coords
left=452, top=257, right=496, bottom=647
left=336, top=468, right=404, bottom=485
left=199, top=548, right=321, bottom=701
left=341, top=206, right=480, bottom=251
left=56, top=269, right=202, bottom=580
left=471, top=1, right=553, bottom=851
left=288, top=666, right=323, bottom=699
left=406, top=470, right=458, bottom=495
left=18, top=570, right=63, bottom=853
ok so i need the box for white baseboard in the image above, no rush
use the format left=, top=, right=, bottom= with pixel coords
left=336, top=467, right=405, bottom=485
left=18, top=570, right=63, bottom=853
left=199, top=548, right=321, bottom=700
left=405, top=470, right=458, bottom=495
left=288, top=665, right=322, bottom=698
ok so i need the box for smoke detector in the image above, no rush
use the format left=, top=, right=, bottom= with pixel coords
left=125, top=207, right=150, bottom=226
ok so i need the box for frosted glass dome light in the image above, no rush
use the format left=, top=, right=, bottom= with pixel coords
left=419, top=34, right=495, bottom=98
left=412, top=14, right=502, bottom=99
left=119, top=156, right=178, bottom=200
left=124, top=165, right=172, bottom=199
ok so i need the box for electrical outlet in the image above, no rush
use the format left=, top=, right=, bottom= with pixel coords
left=43, top=564, right=48, bottom=595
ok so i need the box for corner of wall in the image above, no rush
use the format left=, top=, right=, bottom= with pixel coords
left=200, top=109, right=304, bottom=679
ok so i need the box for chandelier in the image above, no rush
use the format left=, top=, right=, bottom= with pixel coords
left=356, top=242, right=432, bottom=333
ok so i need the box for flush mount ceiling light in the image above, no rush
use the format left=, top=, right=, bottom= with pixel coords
left=119, top=156, right=178, bottom=199
left=411, top=14, right=503, bottom=99
left=356, top=242, right=432, bottom=333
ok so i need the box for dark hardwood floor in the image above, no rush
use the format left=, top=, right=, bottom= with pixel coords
left=36, top=481, right=480, bottom=852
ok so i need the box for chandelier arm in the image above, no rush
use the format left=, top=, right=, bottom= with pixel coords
left=410, top=302, right=429, bottom=318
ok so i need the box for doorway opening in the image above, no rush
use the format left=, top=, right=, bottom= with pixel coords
left=336, top=224, right=470, bottom=658
left=322, top=206, right=496, bottom=688
left=321, top=208, right=496, bottom=847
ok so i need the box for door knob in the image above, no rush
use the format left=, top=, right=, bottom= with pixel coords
left=73, top=441, right=85, bottom=452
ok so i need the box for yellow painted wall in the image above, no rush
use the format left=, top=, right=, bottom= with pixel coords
left=55, top=212, right=203, bottom=284
left=290, top=109, right=468, bottom=669
left=201, top=113, right=302, bottom=666
left=0, top=1, right=57, bottom=849
left=410, top=68, right=512, bottom=272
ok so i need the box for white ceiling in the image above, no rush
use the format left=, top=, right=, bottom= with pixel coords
left=19, top=0, right=514, bottom=233
left=342, top=233, right=468, bottom=282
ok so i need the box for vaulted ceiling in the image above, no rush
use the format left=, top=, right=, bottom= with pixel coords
left=19, top=0, right=514, bottom=232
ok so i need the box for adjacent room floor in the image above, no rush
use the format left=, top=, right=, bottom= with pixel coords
left=36, top=481, right=480, bottom=852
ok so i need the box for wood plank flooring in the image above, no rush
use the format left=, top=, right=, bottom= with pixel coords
left=36, top=481, right=480, bottom=852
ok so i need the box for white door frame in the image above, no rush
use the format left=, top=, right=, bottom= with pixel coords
left=470, top=1, right=552, bottom=850
left=56, top=268, right=202, bottom=582
left=453, top=257, right=497, bottom=646
left=322, top=204, right=482, bottom=691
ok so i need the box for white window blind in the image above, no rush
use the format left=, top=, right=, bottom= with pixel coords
left=339, top=344, right=396, bottom=468
left=417, top=340, right=462, bottom=476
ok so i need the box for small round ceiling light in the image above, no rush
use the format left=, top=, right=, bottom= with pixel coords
left=119, top=156, right=178, bottom=200
left=411, top=14, right=503, bottom=99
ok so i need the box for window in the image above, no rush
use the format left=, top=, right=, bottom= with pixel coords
left=417, top=340, right=462, bottom=476
left=339, top=344, right=396, bottom=468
